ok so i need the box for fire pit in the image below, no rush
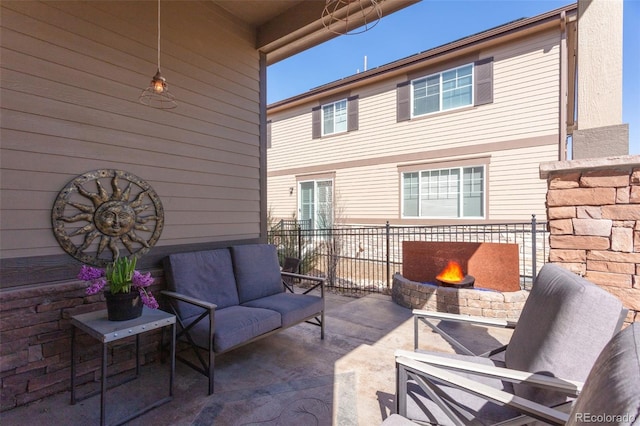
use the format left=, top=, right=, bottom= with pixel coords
left=436, top=261, right=475, bottom=288
left=402, top=241, right=521, bottom=292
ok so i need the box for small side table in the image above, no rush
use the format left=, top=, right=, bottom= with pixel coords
left=70, top=307, right=176, bottom=426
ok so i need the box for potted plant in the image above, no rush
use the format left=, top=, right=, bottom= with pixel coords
left=78, top=257, right=158, bottom=321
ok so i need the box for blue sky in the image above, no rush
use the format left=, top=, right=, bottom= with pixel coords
left=267, top=0, right=639, bottom=155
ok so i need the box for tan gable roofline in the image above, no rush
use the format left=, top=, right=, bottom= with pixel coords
left=268, top=3, right=577, bottom=113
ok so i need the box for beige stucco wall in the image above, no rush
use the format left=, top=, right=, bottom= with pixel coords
left=576, top=0, right=623, bottom=130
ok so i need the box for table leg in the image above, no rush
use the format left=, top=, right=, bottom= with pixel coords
left=70, top=326, right=76, bottom=405
left=170, top=322, right=176, bottom=397
left=101, top=342, right=107, bottom=426
left=136, top=334, right=140, bottom=377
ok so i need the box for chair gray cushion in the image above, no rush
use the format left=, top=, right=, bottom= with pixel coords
left=567, top=323, right=640, bottom=426
left=185, top=305, right=282, bottom=353
left=403, top=353, right=519, bottom=426
left=164, top=249, right=240, bottom=319
left=231, top=244, right=284, bottom=303
left=505, top=263, right=623, bottom=406
left=242, top=293, right=323, bottom=328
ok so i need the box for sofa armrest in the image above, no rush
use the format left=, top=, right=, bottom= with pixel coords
left=161, top=290, right=217, bottom=311
left=280, top=272, right=325, bottom=296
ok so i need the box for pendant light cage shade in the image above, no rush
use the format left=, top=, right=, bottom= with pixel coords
left=139, top=0, right=176, bottom=109
left=139, top=69, right=177, bottom=109
left=322, top=0, right=383, bottom=35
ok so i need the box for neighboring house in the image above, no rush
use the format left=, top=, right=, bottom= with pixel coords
left=267, top=4, right=578, bottom=228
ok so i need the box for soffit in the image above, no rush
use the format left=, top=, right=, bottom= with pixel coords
left=214, top=1, right=305, bottom=27
left=212, top=0, right=420, bottom=65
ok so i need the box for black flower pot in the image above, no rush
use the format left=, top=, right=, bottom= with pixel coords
left=104, top=290, right=143, bottom=321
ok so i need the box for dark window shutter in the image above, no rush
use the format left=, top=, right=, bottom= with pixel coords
left=397, top=81, right=411, bottom=122
left=347, top=95, right=359, bottom=132
left=474, top=57, right=493, bottom=106
left=266, top=120, right=272, bottom=148
left=312, top=106, right=321, bottom=139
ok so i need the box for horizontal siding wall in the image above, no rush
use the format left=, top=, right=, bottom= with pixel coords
left=1, top=1, right=262, bottom=263
left=267, top=29, right=561, bottom=224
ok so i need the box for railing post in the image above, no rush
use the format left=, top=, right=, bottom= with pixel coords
left=297, top=223, right=303, bottom=260
left=531, top=214, right=537, bottom=285
left=386, top=221, right=391, bottom=288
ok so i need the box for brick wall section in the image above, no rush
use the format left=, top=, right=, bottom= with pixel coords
left=392, top=274, right=527, bottom=322
left=541, top=155, right=640, bottom=324
left=0, top=273, right=165, bottom=411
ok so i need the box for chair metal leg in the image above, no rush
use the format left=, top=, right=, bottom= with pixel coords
left=208, top=310, right=215, bottom=395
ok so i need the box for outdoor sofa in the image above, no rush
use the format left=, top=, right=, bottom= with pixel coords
left=162, top=243, right=324, bottom=394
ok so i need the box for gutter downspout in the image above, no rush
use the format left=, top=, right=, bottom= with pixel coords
left=559, top=10, right=568, bottom=161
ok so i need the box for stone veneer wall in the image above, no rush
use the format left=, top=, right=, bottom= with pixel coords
left=0, top=274, right=165, bottom=411
left=540, top=155, right=640, bottom=324
left=392, top=274, right=528, bottom=322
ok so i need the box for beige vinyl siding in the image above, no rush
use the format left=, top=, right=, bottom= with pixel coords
left=488, top=145, right=557, bottom=220
left=267, top=176, right=298, bottom=220
left=267, top=28, right=561, bottom=224
left=1, top=1, right=261, bottom=259
left=270, top=29, right=560, bottom=167
left=336, top=166, right=399, bottom=220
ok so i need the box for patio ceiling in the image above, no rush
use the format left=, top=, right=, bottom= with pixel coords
left=214, top=0, right=420, bottom=64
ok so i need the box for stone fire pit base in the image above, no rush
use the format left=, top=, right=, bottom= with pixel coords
left=392, top=273, right=528, bottom=322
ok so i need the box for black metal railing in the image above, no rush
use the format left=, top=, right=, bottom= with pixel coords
left=268, top=215, right=548, bottom=295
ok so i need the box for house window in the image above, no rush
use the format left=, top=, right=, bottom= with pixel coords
left=322, top=99, right=347, bottom=136
left=412, top=64, right=473, bottom=117
left=402, top=166, right=484, bottom=218
left=299, top=180, right=333, bottom=228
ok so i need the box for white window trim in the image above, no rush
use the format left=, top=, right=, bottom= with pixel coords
left=401, top=165, right=486, bottom=219
left=410, top=63, right=475, bottom=119
left=321, top=98, right=348, bottom=136
left=298, top=179, right=334, bottom=228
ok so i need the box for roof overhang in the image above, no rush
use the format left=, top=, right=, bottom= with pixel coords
left=214, top=0, right=420, bottom=65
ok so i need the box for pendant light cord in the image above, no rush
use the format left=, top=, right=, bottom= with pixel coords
left=157, top=0, right=161, bottom=72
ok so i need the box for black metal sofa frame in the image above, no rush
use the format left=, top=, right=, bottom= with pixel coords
left=162, top=243, right=325, bottom=394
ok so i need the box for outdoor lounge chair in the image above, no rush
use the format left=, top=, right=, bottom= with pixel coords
left=393, top=263, right=628, bottom=425
left=386, top=322, right=640, bottom=425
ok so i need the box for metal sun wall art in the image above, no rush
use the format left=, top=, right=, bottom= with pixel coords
left=52, top=169, right=164, bottom=267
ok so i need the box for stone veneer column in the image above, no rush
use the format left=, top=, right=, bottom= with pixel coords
left=540, top=155, right=640, bottom=323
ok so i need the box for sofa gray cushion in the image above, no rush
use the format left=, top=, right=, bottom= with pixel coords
left=403, top=353, right=518, bottom=426
left=184, top=305, right=282, bottom=353
left=242, top=293, right=323, bottom=328
left=567, top=323, right=640, bottom=426
left=164, top=249, right=240, bottom=319
left=231, top=244, right=284, bottom=303
left=506, top=263, right=624, bottom=406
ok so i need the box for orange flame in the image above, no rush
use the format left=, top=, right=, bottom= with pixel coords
left=436, top=261, right=465, bottom=282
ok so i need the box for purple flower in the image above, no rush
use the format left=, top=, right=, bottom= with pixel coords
left=140, top=290, right=159, bottom=309
left=86, top=277, right=107, bottom=295
left=77, top=265, right=105, bottom=281
left=132, top=270, right=154, bottom=288
left=78, top=261, right=158, bottom=310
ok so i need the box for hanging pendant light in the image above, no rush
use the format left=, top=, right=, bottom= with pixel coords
left=322, top=0, right=383, bottom=35
left=139, top=0, right=176, bottom=109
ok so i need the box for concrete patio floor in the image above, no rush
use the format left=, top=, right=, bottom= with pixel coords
left=0, top=292, right=513, bottom=426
